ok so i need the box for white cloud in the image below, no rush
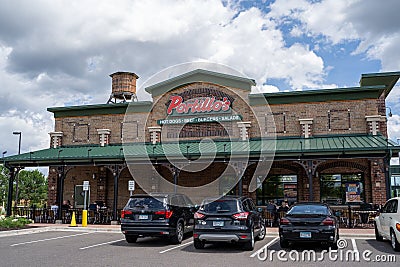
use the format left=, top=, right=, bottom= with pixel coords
left=0, top=0, right=399, bottom=171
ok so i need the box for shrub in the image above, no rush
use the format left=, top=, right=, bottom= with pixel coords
left=0, top=215, right=33, bottom=230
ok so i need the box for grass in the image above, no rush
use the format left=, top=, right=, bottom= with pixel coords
left=0, top=215, right=33, bottom=231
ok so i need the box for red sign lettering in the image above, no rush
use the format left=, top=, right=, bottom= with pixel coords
left=166, top=96, right=231, bottom=115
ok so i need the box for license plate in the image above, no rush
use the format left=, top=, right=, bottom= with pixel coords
left=300, top=232, right=311, bottom=238
left=213, top=221, right=224, bottom=227
left=138, top=215, right=148, bottom=220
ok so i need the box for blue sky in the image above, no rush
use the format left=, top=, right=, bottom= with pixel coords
left=0, top=0, right=399, bottom=166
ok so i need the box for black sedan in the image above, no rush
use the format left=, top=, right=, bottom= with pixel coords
left=279, top=202, right=339, bottom=248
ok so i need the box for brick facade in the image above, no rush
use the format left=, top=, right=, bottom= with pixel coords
left=47, top=74, right=393, bottom=209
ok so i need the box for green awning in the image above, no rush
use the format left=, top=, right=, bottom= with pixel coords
left=3, top=134, right=399, bottom=167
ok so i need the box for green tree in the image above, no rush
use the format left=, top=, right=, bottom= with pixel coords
left=17, top=169, right=48, bottom=207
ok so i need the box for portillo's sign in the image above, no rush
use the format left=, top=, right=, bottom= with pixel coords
left=167, top=95, right=231, bottom=115
left=158, top=95, right=242, bottom=125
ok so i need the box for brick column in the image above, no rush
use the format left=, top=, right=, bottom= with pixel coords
left=370, top=159, right=387, bottom=205
left=148, top=126, right=162, bottom=144
left=237, top=122, right=251, bottom=141
left=49, top=132, right=63, bottom=148
left=299, top=118, right=313, bottom=138
left=97, top=129, right=111, bottom=146
left=365, top=115, right=385, bottom=135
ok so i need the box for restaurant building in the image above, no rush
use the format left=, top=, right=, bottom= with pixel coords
left=4, top=68, right=400, bottom=221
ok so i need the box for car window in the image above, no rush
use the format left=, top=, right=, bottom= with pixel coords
left=128, top=197, right=165, bottom=210
left=183, top=195, right=194, bottom=207
left=287, top=205, right=329, bottom=215
left=247, top=199, right=256, bottom=211
left=394, top=200, right=399, bottom=213
left=200, top=199, right=240, bottom=213
left=242, top=200, right=251, bottom=212
left=389, top=200, right=398, bottom=213
left=169, top=196, right=185, bottom=207
left=382, top=201, right=392, bottom=213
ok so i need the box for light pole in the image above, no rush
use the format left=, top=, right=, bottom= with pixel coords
left=12, top=132, right=21, bottom=206
left=386, top=107, right=393, bottom=117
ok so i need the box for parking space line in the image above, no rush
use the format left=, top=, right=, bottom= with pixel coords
left=10, top=232, right=92, bottom=247
left=351, top=238, right=359, bottom=252
left=79, top=239, right=126, bottom=250
left=159, top=241, right=194, bottom=254
left=250, top=237, right=279, bottom=258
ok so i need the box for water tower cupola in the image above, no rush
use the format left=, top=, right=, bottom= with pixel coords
left=107, top=71, right=139, bottom=103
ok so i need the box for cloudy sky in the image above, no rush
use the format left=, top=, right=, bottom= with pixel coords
left=1, top=0, right=400, bottom=165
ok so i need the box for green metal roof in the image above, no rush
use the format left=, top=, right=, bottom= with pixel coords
left=3, top=135, right=399, bottom=167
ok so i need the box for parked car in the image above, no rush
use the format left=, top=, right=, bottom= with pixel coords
left=193, top=196, right=266, bottom=250
left=121, top=193, right=197, bottom=244
left=374, top=197, right=400, bottom=251
left=279, top=202, right=339, bottom=248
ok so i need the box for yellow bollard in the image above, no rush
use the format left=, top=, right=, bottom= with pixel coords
left=69, top=211, right=77, bottom=227
left=82, top=210, right=88, bottom=227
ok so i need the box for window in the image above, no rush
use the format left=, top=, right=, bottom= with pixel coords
left=320, top=173, right=364, bottom=205
left=256, top=175, right=297, bottom=206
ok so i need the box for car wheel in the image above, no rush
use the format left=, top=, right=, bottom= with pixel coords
left=256, top=222, right=266, bottom=241
left=390, top=229, right=400, bottom=252
left=125, top=235, right=138, bottom=243
left=170, top=221, right=184, bottom=244
left=243, top=228, right=255, bottom=251
left=375, top=223, right=383, bottom=242
left=280, top=238, right=289, bottom=249
left=193, top=239, right=205, bottom=249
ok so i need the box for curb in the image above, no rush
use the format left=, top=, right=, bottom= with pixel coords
left=0, top=226, right=122, bottom=237
left=0, top=227, right=52, bottom=238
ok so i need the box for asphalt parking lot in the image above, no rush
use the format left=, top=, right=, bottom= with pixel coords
left=0, top=229, right=399, bottom=267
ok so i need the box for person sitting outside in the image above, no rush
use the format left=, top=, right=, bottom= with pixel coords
left=50, top=202, right=59, bottom=221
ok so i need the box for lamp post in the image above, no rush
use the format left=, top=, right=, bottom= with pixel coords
left=386, top=107, right=392, bottom=117
left=12, top=132, right=21, bottom=206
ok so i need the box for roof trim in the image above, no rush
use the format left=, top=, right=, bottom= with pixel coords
left=47, top=101, right=153, bottom=118
left=249, top=85, right=386, bottom=105
left=359, top=71, right=400, bottom=97
left=145, top=69, right=256, bottom=97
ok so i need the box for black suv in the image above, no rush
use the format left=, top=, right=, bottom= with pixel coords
left=193, top=196, right=266, bottom=250
left=121, top=193, right=196, bottom=244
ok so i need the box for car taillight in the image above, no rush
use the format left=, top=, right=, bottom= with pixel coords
left=155, top=210, right=173, bottom=219
left=232, top=212, right=249, bottom=220
left=279, top=218, right=290, bottom=225
left=194, top=212, right=205, bottom=219
left=396, top=223, right=400, bottom=232
left=321, top=217, right=335, bottom=226
left=121, top=210, right=132, bottom=219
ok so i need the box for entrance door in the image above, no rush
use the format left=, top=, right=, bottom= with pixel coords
left=74, top=185, right=90, bottom=209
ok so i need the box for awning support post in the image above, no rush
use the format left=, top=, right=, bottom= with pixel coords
left=6, top=167, right=15, bottom=216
